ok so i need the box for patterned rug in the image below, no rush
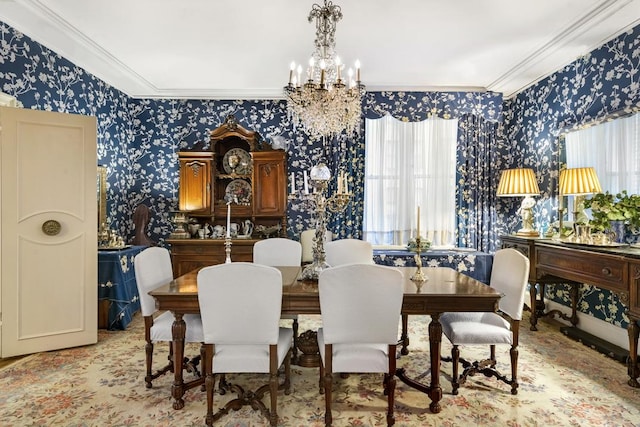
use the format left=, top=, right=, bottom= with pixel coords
left=1, top=313, right=639, bottom=427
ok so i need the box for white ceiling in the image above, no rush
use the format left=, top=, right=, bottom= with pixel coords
left=1, top=0, right=639, bottom=100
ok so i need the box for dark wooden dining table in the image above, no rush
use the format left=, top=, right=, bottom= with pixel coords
left=149, top=265, right=501, bottom=414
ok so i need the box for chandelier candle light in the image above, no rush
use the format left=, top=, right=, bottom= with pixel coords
left=284, top=0, right=366, bottom=140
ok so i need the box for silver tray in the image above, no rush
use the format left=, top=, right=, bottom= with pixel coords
left=560, top=240, right=627, bottom=248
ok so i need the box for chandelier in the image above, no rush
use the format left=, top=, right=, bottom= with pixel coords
left=284, top=0, right=366, bottom=140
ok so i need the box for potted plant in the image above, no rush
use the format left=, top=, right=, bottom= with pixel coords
left=583, top=190, right=640, bottom=235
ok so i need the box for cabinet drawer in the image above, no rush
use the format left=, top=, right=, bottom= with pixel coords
left=535, top=245, right=627, bottom=292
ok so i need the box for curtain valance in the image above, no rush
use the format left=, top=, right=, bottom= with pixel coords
left=362, top=91, right=503, bottom=123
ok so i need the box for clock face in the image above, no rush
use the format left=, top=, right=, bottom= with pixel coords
left=223, top=148, right=251, bottom=174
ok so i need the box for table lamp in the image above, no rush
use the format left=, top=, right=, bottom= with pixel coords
left=497, top=168, right=541, bottom=237
left=559, top=167, right=602, bottom=224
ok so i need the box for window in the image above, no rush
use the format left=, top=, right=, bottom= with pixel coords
left=363, top=115, right=458, bottom=247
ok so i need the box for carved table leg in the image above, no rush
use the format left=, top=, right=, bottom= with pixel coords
left=395, top=313, right=444, bottom=414
left=400, top=314, right=409, bottom=355
left=428, top=313, right=443, bottom=413
left=628, top=317, right=640, bottom=388
left=568, top=283, right=579, bottom=327
left=296, top=329, right=320, bottom=368
left=171, top=313, right=187, bottom=410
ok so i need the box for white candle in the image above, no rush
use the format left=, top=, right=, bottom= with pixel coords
left=355, top=60, right=361, bottom=82
left=343, top=174, right=348, bottom=194
left=290, top=172, right=296, bottom=194
left=226, top=202, right=231, bottom=238
left=289, top=61, right=295, bottom=85
left=308, top=58, right=315, bottom=82
left=417, top=206, right=421, bottom=237
left=303, top=171, right=309, bottom=194
left=338, top=172, right=343, bottom=194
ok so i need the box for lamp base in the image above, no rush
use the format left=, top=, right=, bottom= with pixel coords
left=516, top=229, right=540, bottom=237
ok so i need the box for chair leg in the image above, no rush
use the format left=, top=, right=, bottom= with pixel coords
left=144, top=340, right=154, bottom=388
left=204, top=345, right=215, bottom=427
left=319, top=358, right=325, bottom=395
left=324, top=344, right=333, bottom=426
left=292, top=317, right=299, bottom=363
left=510, top=344, right=519, bottom=395
left=200, top=344, right=206, bottom=392
left=451, top=345, right=460, bottom=395
left=283, top=348, right=292, bottom=395
left=385, top=373, right=396, bottom=427
left=269, top=366, right=278, bottom=426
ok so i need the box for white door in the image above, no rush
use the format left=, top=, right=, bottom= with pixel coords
left=0, top=106, right=97, bottom=357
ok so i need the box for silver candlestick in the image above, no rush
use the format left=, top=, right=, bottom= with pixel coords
left=224, top=236, right=232, bottom=263
left=291, top=163, right=351, bottom=280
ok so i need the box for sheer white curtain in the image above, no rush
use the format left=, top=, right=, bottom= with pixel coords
left=363, top=115, right=458, bottom=246
left=565, top=111, right=640, bottom=194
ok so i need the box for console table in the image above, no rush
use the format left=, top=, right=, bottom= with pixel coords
left=500, top=235, right=640, bottom=387
left=373, top=248, right=493, bottom=284
left=98, top=245, right=146, bottom=330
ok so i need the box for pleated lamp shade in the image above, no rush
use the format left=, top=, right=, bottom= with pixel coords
left=497, top=168, right=540, bottom=197
left=559, top=167, right=602, bottom=195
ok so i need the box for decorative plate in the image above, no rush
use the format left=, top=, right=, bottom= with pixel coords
left=225, top=179, right=252, bottom=204
left=223, top=148, right=251, bottom=175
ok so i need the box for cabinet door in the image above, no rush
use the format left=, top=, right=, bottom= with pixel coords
left=252, top=151, right=286, bottom=217
left=179, top=153, right=212, bottom=214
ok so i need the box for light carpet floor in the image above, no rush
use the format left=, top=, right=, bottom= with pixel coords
left=0, top=313, right=639, bottom=426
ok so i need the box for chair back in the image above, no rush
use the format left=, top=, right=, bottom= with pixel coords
left=301, top=229, right=332, bottom=263
left=134, top=247, right=173, bottom=317
left=319, top=264, right=404, bottom=345
left=253, top=238, right=302, bottom=266
left=490, top=248, right=530, bottom=320
left=324, top=239, right=374, bottom=267
left=197, top=262, right=283, bottom=345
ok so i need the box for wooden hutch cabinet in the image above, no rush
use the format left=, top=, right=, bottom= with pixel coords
left=168, top=115, right=287, bottom=277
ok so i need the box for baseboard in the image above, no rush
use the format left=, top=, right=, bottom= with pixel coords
left=560, top=326, right=629, bottom=363
left=545, top=300, right=639, bottom=358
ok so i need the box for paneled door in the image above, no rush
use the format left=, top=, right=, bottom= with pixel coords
left=0, top=106, right=97, bottom=357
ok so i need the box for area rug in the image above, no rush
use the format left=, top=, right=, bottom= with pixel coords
left=0, top=313, right=638, bottom=426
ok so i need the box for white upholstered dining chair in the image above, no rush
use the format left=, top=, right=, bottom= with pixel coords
left=253, top=238, right=302, bottom=362
left=317, top=263, right=404, bottom=426
left=197, top=262, right=293, bottom=427
left=440, top=248, right=530, bottom=395
left=133, top=247, right=204, bottom=389
left=324, top=238, right=373, bottom=267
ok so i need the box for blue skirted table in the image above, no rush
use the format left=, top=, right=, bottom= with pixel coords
left=98, top=245, right=146, bottom=330
left=373, top=248, right=493, bottom=284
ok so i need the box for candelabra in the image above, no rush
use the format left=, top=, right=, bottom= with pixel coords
left=292, top=163, right=350, bottom=280
left=409, top=236, right=428, bottom=289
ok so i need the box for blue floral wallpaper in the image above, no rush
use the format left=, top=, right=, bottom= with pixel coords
left=1, top=20, right=639, bottom=329
left=504, top=27, right=640, bottom=329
